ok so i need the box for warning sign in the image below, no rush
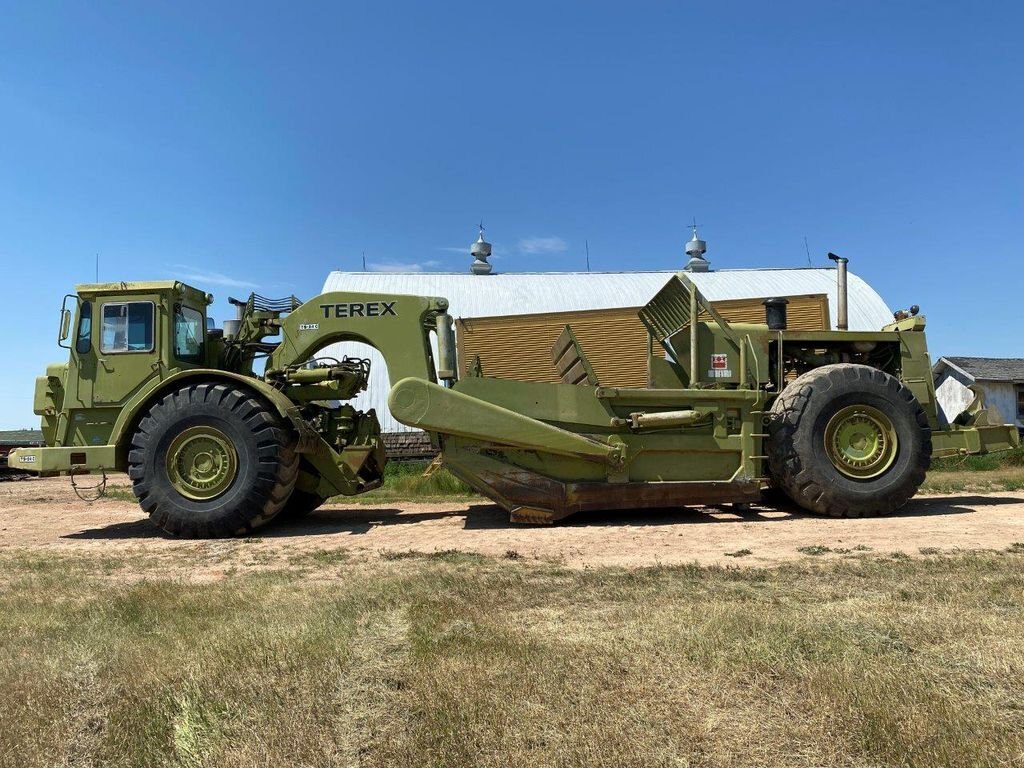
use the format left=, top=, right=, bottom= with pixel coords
left=708, top=353, right=732, bottom=379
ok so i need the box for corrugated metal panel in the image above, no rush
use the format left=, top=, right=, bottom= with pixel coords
left=319, top=268, right=892, bottom=432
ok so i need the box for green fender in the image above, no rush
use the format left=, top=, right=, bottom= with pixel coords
left=106, top=369, right=371, bottom=499
left=107, top=369, right=299, bottom=449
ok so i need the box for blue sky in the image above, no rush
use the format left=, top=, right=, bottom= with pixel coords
left=1, top=1, right=1021, bottom=428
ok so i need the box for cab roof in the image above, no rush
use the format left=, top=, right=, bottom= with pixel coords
left=75, top=280, right=211, bottom=302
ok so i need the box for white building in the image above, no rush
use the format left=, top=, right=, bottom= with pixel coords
left=320, top=267, right=894, bottom=434
left=933, top=357, right=1024, bottom=430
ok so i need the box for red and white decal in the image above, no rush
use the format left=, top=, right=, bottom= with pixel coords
left=707, top=353, right=732, bottom=378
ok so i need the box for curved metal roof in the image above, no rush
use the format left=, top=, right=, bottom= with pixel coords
left=322, top=267, right=892, bottom=330
left=319, top=268, right=893, bottom=433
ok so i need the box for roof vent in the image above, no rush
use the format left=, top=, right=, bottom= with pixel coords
left=470, top=222, right=493, bottom=275
left=683, top=222, right=710, bottom=272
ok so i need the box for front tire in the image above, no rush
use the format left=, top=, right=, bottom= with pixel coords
left=128, top=383, right=298, bottom=537
left=767, top=364, right=931, bottom=517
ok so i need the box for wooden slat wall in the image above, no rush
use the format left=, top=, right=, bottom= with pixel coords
left=456, top=294, right=830, bottom=388
left=699, top=295, right=831, bottom=330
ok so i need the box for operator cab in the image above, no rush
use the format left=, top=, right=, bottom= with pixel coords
left=62, top=280, right=214, bottom=371
left=26, top=281, right=217, bottom=453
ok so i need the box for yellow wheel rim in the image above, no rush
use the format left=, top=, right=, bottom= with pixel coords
left=165, top=426, right=238, bottom=500
left=824, top=405, right=899, bottom=480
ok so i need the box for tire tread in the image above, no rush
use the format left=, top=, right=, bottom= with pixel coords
left=127, top=383, right=298, bottom=537
left=767, top=363, right=931, bottom=518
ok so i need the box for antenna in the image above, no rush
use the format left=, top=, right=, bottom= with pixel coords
left=585, top=239, right=591, bottom=272
left=362, top=251, right=366, bottom=272
left=95, top=253, right=99, bottom=282
left=803, top=236, right=812, bottom=266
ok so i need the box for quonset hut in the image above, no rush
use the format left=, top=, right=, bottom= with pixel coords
left=320, top=231, right=893, bottom=453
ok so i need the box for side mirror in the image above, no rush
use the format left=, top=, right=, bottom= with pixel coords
left=58, top=294, right=79, bottom=349
left=59, top=309, right=71, bottom=342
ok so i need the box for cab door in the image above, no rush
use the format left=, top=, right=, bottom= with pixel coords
left=171, top=303, right=207, bottom=369
left=93, top=298, right=165, bottom=405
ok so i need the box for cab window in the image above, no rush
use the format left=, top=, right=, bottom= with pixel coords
left=75, top=301, right=92, bottom=354
left=174, top=305, right=205, bottom=363
left=101, top=302, right=155, bottom=353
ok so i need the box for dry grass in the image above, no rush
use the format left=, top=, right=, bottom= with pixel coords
left=1, top=550, right=1023, bottom=767
left=350, top=461, right=477, bottom=504
left=930, top=445, right=1024, bottom=473
left=922, top=447, right=1024, bottom=493
left=920, top=467, right=1024, bottom=494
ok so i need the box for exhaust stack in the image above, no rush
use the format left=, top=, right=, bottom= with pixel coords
left=827, top=252, right=849, bottom=331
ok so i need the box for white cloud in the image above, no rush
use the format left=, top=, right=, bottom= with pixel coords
left=170, top=264, right=259, bottom=289
left=518, top=236, right=568, bottom=255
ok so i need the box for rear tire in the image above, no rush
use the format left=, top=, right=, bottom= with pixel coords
left=128, top=383, right=298, bottom=537
left=767, top=364, right=931, bottom=517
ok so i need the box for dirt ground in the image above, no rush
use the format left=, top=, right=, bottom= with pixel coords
left=2, top=473, right=1024, bottom=574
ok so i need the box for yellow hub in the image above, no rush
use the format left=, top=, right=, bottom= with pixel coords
left=165, top=426, right=238, bottom=500
left=824, top=405, right=898, bottom=479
